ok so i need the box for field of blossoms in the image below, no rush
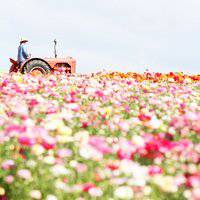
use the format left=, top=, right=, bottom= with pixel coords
left=0, top=71, right=199, bottom=200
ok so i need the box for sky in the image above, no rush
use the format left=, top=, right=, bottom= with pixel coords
left=0, top=0, right=200, bottom=73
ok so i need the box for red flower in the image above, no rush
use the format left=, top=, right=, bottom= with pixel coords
left=138, top=114, right=151, bottom=122
left=107, top=164, right=119, bottom=171
left=82, top=183, right=96, bottom=192
left=82, top=122, right=89, bottom=128
left=41, top=141, right=56, bottom=150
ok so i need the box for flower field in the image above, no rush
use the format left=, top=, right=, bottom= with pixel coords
left=0, top=71, right=199, bottom=200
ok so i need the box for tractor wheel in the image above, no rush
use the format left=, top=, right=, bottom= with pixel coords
left=23, top=59, right=51, bottom=75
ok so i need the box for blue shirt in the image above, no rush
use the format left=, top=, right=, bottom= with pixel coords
left=17, top=44, right=29, bottom=64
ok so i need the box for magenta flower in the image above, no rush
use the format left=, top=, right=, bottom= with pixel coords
left=149, top=165, right=163, bottom=175
left=18, top=137, right=36, bottom=147
left=28, top=99, right=39, bottom=108
left=6, top=125, right=26, bottom=135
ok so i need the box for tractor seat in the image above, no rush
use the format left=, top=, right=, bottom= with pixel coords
left=9, top=58, right=18, bottom=65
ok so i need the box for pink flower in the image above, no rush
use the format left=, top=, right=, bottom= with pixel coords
left=1, top=160, right=15, bottom=170
left=57, top=149, right=72, bottom=158
left=174, top=175, right=186, bottom=187
left=174, top=140, right=193, bottom=152
left=89, top=136, right=113, bottom=154
left=95, top=90, right=104, bottom=98
left=186, top=173, right=200, bottom=188
left=118, top=121, right=130, bottom=132
left=76, top=163, right=87, bottom=173
left=4, top=175, right=14, bottom=184
left=149, top=165, right=163, bottom=175
left=17, top=169, right=32, bottom=180
left=117, top=139, right=136, bottom=160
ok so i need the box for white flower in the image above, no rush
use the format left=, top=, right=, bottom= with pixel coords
left=30, top=190, right=42, bottom=199
left=89, top=187, right=103, bottom=197
left=79, top=145, right=102, bottom=160
left=27, top=160, right=37, bottom=168
left=119, top=160, right=148, bottom=186
left=46, top=194, right=58, bottom=200
left=45, top=114, right=66, bottom=131
left=114, top=186, right=134, bottom=199
left=69, top=160, right=78, bottom=167
left=132, top=135, right=145, bottom=147
left=144, top=186, right=152, bottom=195
left=183, top=190, right=191, bottom=199
left=71, top=185, right=82, bottom=193
left=55, top=180, right=69, bottom=192
left=128, top=178, right=146, bottom=187
left=74, top=131, right=89, bottom=144
left=43, top=156, right=56, bottom=165
left=147, top=116, right=162, bottom=129
left=50, top=164, right=70, bottom=176
left=32, top=144, right=45, bottom=155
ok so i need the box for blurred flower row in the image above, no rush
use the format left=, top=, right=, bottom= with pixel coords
left=0, top=71, right=199, bottom=200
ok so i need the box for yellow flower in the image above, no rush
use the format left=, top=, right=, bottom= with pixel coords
left=0, top=187, right=5, bottom=195
left=0, top=106, right=7, bottom=118
left=57, top=135, right=74, bottom=143
left=105, top=107, right=112, bottom=116
left=58, top=125, right=72, bottom=135
left=13, top=74, right=23, bottom=83
left=153, top=175, right=178, bottom=193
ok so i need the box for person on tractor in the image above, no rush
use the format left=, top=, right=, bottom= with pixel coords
left=17, top=39, right=30, bottom=66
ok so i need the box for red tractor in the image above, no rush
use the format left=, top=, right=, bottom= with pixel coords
left=9, top=40, right=76, bottom=75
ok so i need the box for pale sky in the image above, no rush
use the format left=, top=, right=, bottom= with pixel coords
left=0, top=0, right=200, bottom=73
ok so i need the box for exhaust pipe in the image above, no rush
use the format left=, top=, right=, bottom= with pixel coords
left=54, top=39, right=57, bottom=58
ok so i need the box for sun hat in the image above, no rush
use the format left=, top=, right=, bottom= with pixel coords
left=20, top=39, right=28, bottom=44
